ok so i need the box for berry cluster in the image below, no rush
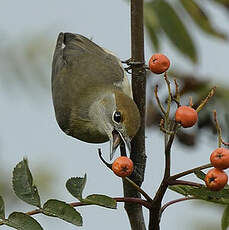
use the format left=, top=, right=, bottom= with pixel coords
left=205, top=148, right=229, bottom=191
left=112, top=54, right=228, bottom=194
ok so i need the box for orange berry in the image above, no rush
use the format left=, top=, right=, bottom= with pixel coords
left=112, top=156, right=134, bottom=177
left=148, top=53, right=170, bottom=74
left=205, top=168, right=228, bottom=191
left=175, top=106, right=198, bottom=128
left=210, top=147, right=229, bottom=170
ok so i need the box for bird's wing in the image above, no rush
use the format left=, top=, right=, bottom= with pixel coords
left=52, top=32, right=130, bottom=94
left=51, top=33, right=132, bottom=132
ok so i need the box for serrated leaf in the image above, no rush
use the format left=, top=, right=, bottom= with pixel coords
left=194, top=170, right=206, bottom=181
left=12, top=159, right=41, bottom=207
left=43, top=199, right=82, bottom=226
left=3, top=212, right=43, bottom=230
left=0, top=196, right=5, bottom=219
left=170, top=185, right=229, bottom=205
left=144, top=2, right=160, bottom=51
left=153, top=1, right=197, bottom=63
left=83, top=194, right=117, bottom=209
left=180, top=0, right=227, bottom=40
left=222, top=205, right=229, bottom=230
left=66, top=174, right=87, bottom=201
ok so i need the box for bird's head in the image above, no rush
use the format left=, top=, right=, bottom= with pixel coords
left=89, top=90, right=140, bottom=159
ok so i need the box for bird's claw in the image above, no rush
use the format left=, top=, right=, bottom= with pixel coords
left=122, top=59, right=150, bottom=73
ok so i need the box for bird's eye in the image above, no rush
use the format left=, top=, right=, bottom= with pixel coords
left=113, top=111, right=122, bottom=123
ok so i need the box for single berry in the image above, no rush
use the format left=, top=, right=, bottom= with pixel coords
left=175, top=106, right=198, bottom=128
left=112, top=156, right=134, bottom=177
left=148, top=53, right=170, bottom=74
left=210, top=147, right=229, bottom=170
left=205, top=168, right=228, bottom=191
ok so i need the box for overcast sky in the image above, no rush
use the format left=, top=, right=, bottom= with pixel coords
left=0, top=1, right=229, bottom=230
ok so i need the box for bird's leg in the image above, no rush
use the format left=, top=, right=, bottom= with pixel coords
left=121, top=58, right=132, bottom=64
left=122, top=59, right=145, bottom=66
left=124, top=66, right=132, bottom=74
left=121, top=59, right=149, bottom=73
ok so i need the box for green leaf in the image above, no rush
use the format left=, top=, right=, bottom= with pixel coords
left=222, top=205, right=229, bottom=230
left=12, top=159, right=41, bottom=207
left=170, top=185, right=229, bottom=205
left=180, top=0, right=227, bottom=40
left=0, top=196, right=5, bottom=219
left=4, top=212, right=43, bottom=230
left=213, top=0, right=229, bottom=9
left=66, top=174, right=87, bottom=201
left=152, top=0, right=197, bottom=63
left=194, top=170, right=206, bottom=181
left=43, top=199, right=82, bottom=226
left=83, top=194, right=117, bottom=209
left=144, top=2, right=160, bottom=51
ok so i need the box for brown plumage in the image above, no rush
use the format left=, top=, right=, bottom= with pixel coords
left=52, top=32, right=140, bottom=159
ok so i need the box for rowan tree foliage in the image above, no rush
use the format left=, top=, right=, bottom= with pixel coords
left=0, top=0, right=229, bottom=230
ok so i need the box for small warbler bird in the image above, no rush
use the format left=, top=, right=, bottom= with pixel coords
left=52, top=32, right=140, bottom=159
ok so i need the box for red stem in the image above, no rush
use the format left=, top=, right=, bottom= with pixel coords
left=160, top=197, right=196, bottom=217
left=25, top=197, right=151, bottom=217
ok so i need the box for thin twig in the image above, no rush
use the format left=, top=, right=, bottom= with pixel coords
left=196, top=86, right=216, bottom=113
left=174, top=78, right=180, bottom=106
left=153, top=123, right=178, bottom=205
left=213, top=110, right=222, bottom=148
left=0, top=197, right=151, bottom=225
left=98, top=149, right=112, bottom=169
left=159, top=197, right=196, bottom=217
left=98, top=149, right=152, bottom=204
left=221, top=138, right=229, bottom=146
left=26, top=209, right=42, bottom=216
left=167, top=179, right=203, bottom=187
left=154, top=85, right=166, bottom=115
left=169, top=163, right=212, bottom=180
left=213, top=110, right=229, bottom=146
left=172, top=97, right=180, bottom=108
left=160, top=119, right=174, bottom=135
left=164, top=73, right=172, bottom=116
left=124, top=177, right=153, bottom=203
left=189, top=96, right=193, bottom=107
left=164, top=74, right=173, bottom=147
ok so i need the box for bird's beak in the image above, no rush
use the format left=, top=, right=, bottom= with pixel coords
left=110, top=129, right=131, bottom=160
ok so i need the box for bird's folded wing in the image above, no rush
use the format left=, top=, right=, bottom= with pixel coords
left=52, top=32, right=126, bottom=91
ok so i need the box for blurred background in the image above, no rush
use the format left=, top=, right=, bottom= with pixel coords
left=0, top=0, right=229, bottom=229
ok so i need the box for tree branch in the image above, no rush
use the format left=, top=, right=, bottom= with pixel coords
left=122, top=0, right=147, bottom=230
left=169, top=163, right=212, bottom=181
left=159, top=197, right=196, bottom=217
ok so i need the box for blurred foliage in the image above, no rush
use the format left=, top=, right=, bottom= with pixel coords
left=144, top=0, right=228, bottom=62
left=0, top=33, right=53, bottom=93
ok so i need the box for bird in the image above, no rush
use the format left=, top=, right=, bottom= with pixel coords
left=51, top=32, right=140, bottom=159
